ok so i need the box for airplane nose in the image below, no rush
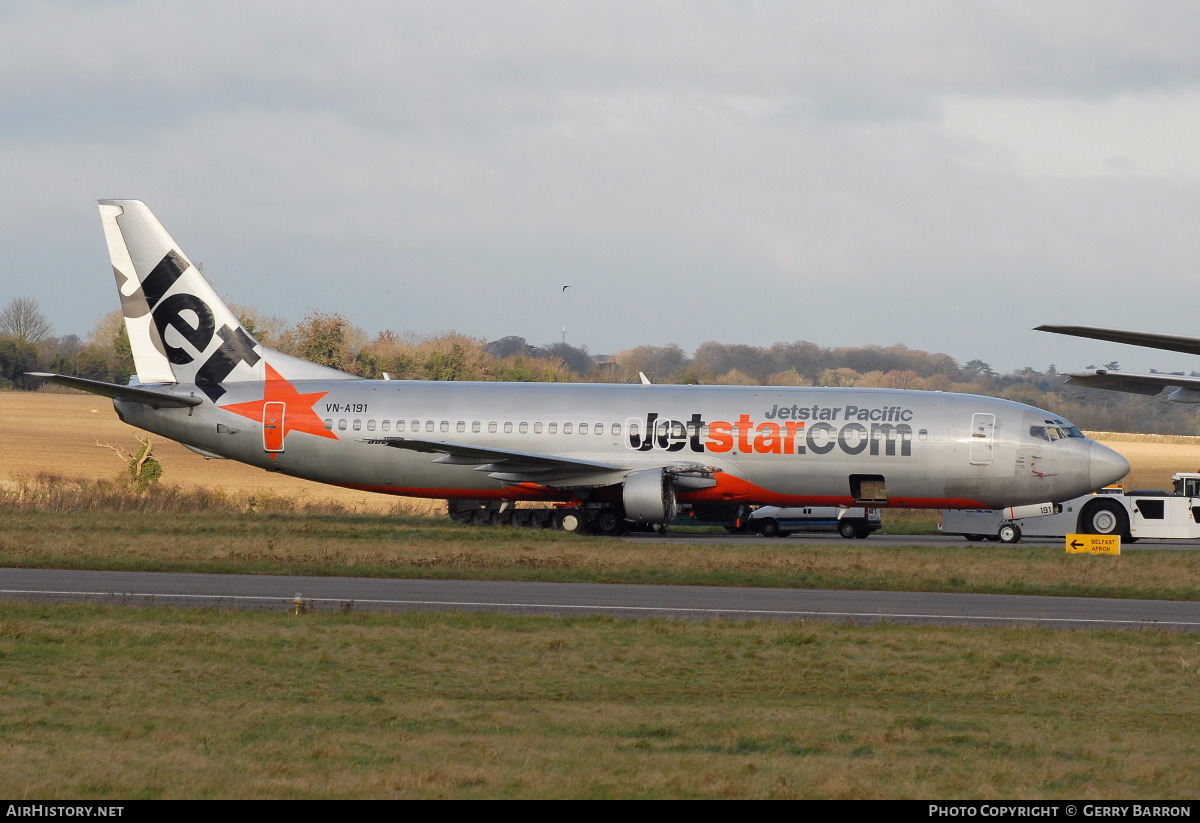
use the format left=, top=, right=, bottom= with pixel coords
left=1090, top=441, right=1130, bottom=490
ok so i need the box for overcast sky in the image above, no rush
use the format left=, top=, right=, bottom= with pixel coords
left=3, top=1, right=1200, bottom=375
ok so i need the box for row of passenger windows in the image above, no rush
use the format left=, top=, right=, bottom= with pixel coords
left=324, top=419, right=623, bottom=435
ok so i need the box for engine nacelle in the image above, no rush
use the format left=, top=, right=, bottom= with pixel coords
left=1167, top=387, right=1200, bottom=403
left=622, top=467, right=678, bottom=524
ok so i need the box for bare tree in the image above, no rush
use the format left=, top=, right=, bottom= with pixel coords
left=0, top=296, right=52, bottom=343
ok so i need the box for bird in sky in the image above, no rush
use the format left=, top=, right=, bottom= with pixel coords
left=562, top=285, right=570, bottom=291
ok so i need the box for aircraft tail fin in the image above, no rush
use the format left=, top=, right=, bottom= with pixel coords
left=99, top=200, right=353, bottom=401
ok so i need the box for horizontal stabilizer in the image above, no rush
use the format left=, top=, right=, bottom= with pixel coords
left=26, top=373, right=202, bottom=408
left=1036, top=325, right=1200, bottom=357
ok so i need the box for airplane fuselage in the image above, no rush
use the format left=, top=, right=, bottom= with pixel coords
left=38, top=198, right=1127, bottom=526
left=115, top=379, right=1126, bottom=509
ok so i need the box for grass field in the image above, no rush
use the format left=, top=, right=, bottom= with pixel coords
left=4, top=495, right=1200, bottom=600
left=2, top=603, right=1199, bottom=799
left=5, top=390, right=1200, bottom=799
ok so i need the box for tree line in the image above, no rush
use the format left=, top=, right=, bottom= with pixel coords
left=4, top=296, right=1199, bottom=436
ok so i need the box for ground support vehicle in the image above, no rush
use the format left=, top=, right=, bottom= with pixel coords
left=939, top=473, right=1200, bottom=543
left=747, top=505, right=882, bottom=539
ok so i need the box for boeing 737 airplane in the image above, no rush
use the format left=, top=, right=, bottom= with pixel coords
left=1037, top=324, right=1200, bottom=403
left=31, top=200, right=1129, bottom=534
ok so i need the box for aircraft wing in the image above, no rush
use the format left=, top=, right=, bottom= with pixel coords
left=362, top=437, right=719, bottom=488
left=1062, top=369, right=1200, bottom=397
left=26, top=373, right=203, bottom=408
left=362, top=434, right=628, bottom=475
left=1035, top=325, right=1200, bottom=357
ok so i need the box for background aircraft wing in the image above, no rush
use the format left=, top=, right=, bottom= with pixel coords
left=1035, top=325, right=1200, bottom=356
left=1062, top=369, right=1200, bottom=397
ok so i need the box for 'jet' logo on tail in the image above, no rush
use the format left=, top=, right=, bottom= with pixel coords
left=117, top=250, right=261, bottom=401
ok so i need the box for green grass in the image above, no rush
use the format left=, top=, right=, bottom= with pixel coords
left=2, top=603, right=1198, bottom=799
left=4, top=477, right=1200, bottom=799
left=3, top=507, right=1200, bottom=601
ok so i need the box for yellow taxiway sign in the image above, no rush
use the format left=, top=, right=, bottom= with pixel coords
left=1066, top=534, right=1121, bottom=555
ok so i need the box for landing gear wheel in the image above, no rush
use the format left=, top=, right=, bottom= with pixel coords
left=592, top=507, right=628, bottom=536
left=758, top=518, right=781, bottom=538
left=838, top=521, right=857, bottom=539
left=853, top=523, right=871, bottom=539
left=997, top=523, right=1022, bottom=544
left=555, top=509, right=586, bottom=533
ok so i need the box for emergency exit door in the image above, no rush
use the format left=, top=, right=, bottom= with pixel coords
left=970, top=412, right=995, bottom=465
left=263, top=402, right=286, bottom=452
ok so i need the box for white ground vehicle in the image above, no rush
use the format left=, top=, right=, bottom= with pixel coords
left=939, top=473, right=1200, bottom=543
left=748, top=506, right=882, bottom=539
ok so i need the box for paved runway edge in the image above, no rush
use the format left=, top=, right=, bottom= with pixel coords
left=2, top=568, right=1199, bottom=631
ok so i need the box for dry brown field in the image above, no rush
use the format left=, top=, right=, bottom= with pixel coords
left=1, top=390, right=437, bottom=515
left=4, top=391, right=1199, bottom=510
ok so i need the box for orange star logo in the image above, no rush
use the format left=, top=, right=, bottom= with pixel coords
left=220, top=363, right=338, bottom=457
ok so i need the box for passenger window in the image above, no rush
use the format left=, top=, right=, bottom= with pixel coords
left=457, top=421, right=466, bottom=433
left=611, top=423, right=621, bottom=435
left=324, top=419, right=333, bottom=431
left=548, top=422, right=558, bottom=434
left=381, top=420, right=391, bottom=432
left=563, top=423, right=573, bottom=434
left=534, top=422, right=543, bottom=434
left=440, top=421, right=449, bottom=433
left=397, top=421, right=406, bottom=433
left=596, top=424, right=604, bottom=435
left=489, top=422, right=498, bottom=433
left=353, top=420, right=362, bottom=431
left=519, top=422, right=529, bottom=434
left=425, top=421, right=434, bottom=433
left=411, top=420, right=420, bottom=431
left=504, top=422, right=513, bottom=433
left=579, top=423, right=589, bottom=434
left=472, top=421, right=480, bottom=433
left=366, top=420, right=376, bottom=432
left=338, top=419, right=347, bottom=431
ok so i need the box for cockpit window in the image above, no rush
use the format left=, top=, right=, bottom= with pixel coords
left=1049, top=419, right=1086, bottom=438
left=1031, top=421, right=1086, bottom=442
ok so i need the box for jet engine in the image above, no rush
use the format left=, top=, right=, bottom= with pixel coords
left=622, top=467, right=678, bottom=525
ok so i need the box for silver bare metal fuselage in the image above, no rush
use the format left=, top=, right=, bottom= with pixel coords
left=114, top=380, right=1128, bottom=509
